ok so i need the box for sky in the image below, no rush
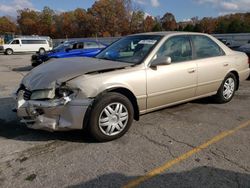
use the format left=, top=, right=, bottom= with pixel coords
left=0, top=0, right=250, bottom=21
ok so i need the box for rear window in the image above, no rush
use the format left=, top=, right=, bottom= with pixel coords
left=84, top=42, right=99, bottom=49
left=191, top=35, right=224, bottom=59
left=21, top=40, right=47, bottom=44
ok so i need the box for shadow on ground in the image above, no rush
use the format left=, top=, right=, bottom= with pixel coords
left=68, top=166, right=250, bottom=188
left=12, top=66, right=33, bottom=72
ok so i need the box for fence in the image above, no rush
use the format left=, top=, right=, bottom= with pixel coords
left=52, top=37, right=120, bottom=47
left=52, top=33, right=250, bottom=48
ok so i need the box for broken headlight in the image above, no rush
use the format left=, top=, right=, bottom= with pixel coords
left=55, top=87, right=74, bottom=98
left=30, top=89, right=55, bottom=100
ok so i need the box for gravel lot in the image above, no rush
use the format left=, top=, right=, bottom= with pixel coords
left=0, top=54, right=250, bottom=188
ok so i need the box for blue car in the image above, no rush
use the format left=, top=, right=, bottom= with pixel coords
left=31, top=40, right=107, bottom=67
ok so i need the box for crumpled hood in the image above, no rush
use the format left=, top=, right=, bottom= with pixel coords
left=22, top=57, right=132, bottom=90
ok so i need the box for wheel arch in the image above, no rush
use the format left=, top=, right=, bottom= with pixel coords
left=228, top=70, right=239, bottom=90
left=39, top=47, right=45, bottom=54
left=95, top=87, right=140, bottom=121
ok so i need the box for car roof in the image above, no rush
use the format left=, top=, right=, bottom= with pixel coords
left=129, top=31, right=210, bottom=37
left=13, top=38, right=48, bottom=40
left=67, top=39, right=106, bottom=44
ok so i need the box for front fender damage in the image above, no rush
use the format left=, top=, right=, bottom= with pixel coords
left=16, top=92, right=93, bottom=131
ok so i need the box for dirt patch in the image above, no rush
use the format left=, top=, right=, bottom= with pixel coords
left=25, top=173, right=37, bottom=181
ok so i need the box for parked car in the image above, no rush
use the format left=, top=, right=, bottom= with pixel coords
left=14, top=32, right=250, bottom=141
left=31, top=40, right=107, bottom=67
left=0, top=37, right=52, bottom=55
left=235, top=44, right=250, bottom=79
left=237, top=43, right=250, bottom=54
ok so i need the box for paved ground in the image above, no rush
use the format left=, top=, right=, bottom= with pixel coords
left=0, top=54, right=250, bottom=188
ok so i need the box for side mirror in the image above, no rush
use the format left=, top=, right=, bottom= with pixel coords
left=151, top=56, right=172, bottom=67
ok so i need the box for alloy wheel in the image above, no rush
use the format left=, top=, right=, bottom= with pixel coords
left=223, top=77, right=235, bottom=100
left=98, top=102, right=129, bottom=136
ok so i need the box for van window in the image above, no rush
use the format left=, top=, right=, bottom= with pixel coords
left=11, top=40, right=20, bottom=44
left=21, top=40, right=47, bottom=44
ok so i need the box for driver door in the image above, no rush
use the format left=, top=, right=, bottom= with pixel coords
left=10, top=39, right=22, bottom=52
left=146, top=35, right=197, bottom=111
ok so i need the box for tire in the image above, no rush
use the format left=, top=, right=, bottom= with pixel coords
left=38, top=48, right=45, bottom=55
left=5, top=48, right=13, bottom=55
left=89, top=92, right=134, bottom=142
left=214, top=73, right=237, bottom=103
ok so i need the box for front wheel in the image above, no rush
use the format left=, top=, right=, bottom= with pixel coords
left=214, top=73, right=237, bottom=103
left=89, top=92, right=134, bottom=142
left=5, top=48, right=13, bottom=55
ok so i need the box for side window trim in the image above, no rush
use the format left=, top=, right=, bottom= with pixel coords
left=187, top=35, right=195, bottom=60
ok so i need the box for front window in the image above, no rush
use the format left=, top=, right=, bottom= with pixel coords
left=96, top=35, right=162, bottom=64
left=11, top=40, right=20, bottom=44
left=72, top=42, right=84, bottom=49
left=156, top=36, right=192, bottom=63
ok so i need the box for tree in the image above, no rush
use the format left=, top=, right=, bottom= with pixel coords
left=17, top=9, right=40, bottom=35
left=129, top=10, right=145, bottom=33
left=183, top=24, right=195, bottom=32
left=73, top=8, right=88, bottom=37
left=88, top=0, right=130, bottom=36
left=199, top=17, right=216, bottom=33
left=59, top=11, right=76, bottom=38
left=39, top=7, right=55, bottom=36
left=161, top=12, right=177, bottom=31
left=143, top=16, right=155, bottom=32
left=0, top=16, right=17, bottom=33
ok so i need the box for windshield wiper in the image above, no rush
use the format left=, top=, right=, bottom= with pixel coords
left=98, top=57, right=112, bottom=61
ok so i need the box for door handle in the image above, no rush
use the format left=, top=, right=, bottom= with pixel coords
left=187, top=68, right=196, bottom=73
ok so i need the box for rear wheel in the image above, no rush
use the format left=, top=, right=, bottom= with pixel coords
left=89, top=92, right=134, bottom=142
left=5, top=48, right=13, bottom=55
left=214, top=73, right=237, bottom=103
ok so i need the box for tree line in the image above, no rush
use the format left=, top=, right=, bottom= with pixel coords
left=0, top=0, right=250, bottom=39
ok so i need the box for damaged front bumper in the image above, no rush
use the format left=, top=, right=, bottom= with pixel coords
left=15, top=90, right=93, bottom=131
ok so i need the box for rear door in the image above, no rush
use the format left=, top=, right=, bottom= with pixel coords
left=190, top=35, right=228, bottom=96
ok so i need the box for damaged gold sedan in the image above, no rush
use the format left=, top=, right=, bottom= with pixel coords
left=14, top=32, right=250, bottom=141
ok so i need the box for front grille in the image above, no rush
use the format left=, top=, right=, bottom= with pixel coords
left=23, top=89, right=32, bottom=100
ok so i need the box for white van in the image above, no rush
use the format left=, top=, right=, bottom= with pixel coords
left=0, top=38, right=53, bottom=55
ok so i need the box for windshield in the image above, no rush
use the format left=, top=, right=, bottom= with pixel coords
left=96, top=35, right=162, bottom=64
